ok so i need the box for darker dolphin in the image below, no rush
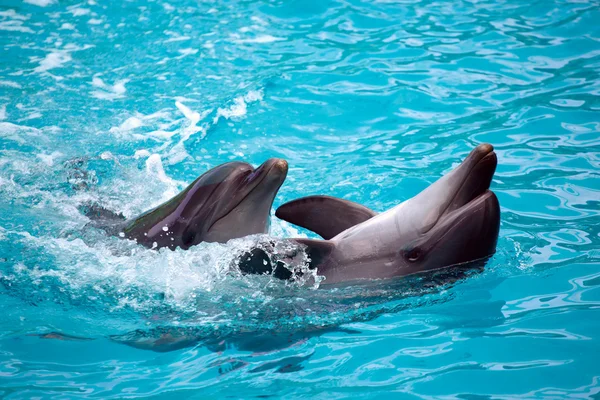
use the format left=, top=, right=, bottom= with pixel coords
left=126, top=158, right=288, bottom=249
left=87, top=158, right=288, bottom=249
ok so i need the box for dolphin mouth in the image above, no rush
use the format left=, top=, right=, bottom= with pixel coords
left=419, top=144, right=500, bottom=262
left=244, top=158, right=288, bottom=186
left=240, top=158, right=288, bottom=198
left=417, top=143, right=497, bottom=236
left=440, top=143, right=497, bottom=219
left=423, top=189, right=500, bottom=264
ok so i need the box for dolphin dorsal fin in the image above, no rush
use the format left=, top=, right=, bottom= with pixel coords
left=276, top=196, right=377, bottom=239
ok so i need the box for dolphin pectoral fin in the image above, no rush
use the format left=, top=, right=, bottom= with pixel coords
left=81, top=202, right=127, bottom=235
left=276, top=196, right=377, bottom=239
left=293, top=238, right=335, bottom=267
left=80, top=202, right=126, bottom=222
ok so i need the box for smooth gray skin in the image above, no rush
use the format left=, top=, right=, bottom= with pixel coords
left=121, top=158, right=288, bottom=249
left=275, top=144, right=500, bottom=284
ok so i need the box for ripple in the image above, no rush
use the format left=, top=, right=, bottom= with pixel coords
left=1, top=0, right=600, bottom=397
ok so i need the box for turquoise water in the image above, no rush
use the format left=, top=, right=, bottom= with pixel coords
left=1, top=0, right=600, bottom=397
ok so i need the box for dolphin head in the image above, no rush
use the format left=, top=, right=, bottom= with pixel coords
left=123, top=158, right=288, bottom=249
left=392, top=143, right=500, bottom=272
left=324, top=144, right=500, bottom=283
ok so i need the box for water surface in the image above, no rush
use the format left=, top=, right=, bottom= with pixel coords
left=1, top=0, right=600, bottom=398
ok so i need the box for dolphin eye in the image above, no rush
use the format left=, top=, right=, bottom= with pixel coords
left=404, top=247, right=422, bottom=263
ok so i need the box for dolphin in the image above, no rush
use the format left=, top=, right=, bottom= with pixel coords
left=86, top=158, right=288, bottom=249
left=250, top=143, right=500, bottom=284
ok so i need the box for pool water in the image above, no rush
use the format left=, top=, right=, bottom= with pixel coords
left=1, top=0, right=600, bottom=397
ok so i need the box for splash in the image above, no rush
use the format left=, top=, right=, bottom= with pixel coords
left=34, top=51, right=72, bottom=73
left=91, top=77, right=129, bottom=101
left=214, top=90, right=264, bottom=124
left=24, top=0, right=55, bottom=7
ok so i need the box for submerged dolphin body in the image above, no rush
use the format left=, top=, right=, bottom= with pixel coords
left=268, top=144, right=500, bottom=284
left=89, top=158, right=288, bottom=249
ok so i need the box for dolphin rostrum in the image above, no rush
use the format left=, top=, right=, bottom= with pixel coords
left=248, top=144, right=500, bottom=284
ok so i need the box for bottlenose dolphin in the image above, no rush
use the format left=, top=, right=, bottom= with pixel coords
left=87, top=158, right=288, bottom=249
left=256, top=143, right=500, bottom=284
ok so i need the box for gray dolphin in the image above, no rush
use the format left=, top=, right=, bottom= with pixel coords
left=87, top=158, right=288, bottom=249
left=268, top=143, right=500, bottom=284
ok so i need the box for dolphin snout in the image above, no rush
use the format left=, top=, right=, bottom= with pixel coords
left=247, top=158, right=288, bottom=188
left=476, top=143, right=494, bottom=155
left=263, top=158, right=288, bottom=178
left=466, top=143, right=495, bottom=166
left=269, top=158, right=288, bottom=173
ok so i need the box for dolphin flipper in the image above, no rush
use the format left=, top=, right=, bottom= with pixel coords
left=276, top=196, right=377, bottom=239
left=80, top=202, right=127, bottom=235
left=81, top=202, right=126, bottom=223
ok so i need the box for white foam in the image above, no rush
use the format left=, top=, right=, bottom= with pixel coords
left=59, top=23, right=75, bottom=30
left=112, top=116, right=143, bottom=132
left=19, top=112, right=42, bottom=121
left=34, top=51, right=72, bottom=73
left=15, top=232, right=243, bottom=308
left=134, top=149, right=151, bottom=159
left=164, top=141, right=189, bottom=165
left=36, top=151, right=63, bottom=166
left=24, top=0, right=55, bottom=6
left=244, top=89, right=263, bottom=102
left=0, top=20, right=34, bottom=33
left=91, top=77, right=128, bottom=100
left=213, top=89, right=263, bottom=124
left=0, top=81, right=22, bottom=89
left=235, top=34, right=285, bottom=44
left=148, top=130, right=177, bottom=140
left=164, top=35, right=190, bottom=43
left=145, top=154, right=185, bottom=200
left=177, top=48, right=198, bottom=57
left=0, top=122, right=42, bottom=144
left=112, top=80, right=127, bottom=95
left=215, top=97, right=247, bottom=122
left=175, top=101, right=200, bottom=123
left=109, top=111, right=176, bottom=141
left=0, top=105, right=6, bottom=120
left=100, top=151, right=115, bottom=161
left=68, top=7, right=90, bottom=16
left=250, top=16, right=268, bottom=26
left=175, top=101, right=210, bottom=141
left=404, top=38, right=423, bottom=47
left=0, top=10, right=27, bottom=19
